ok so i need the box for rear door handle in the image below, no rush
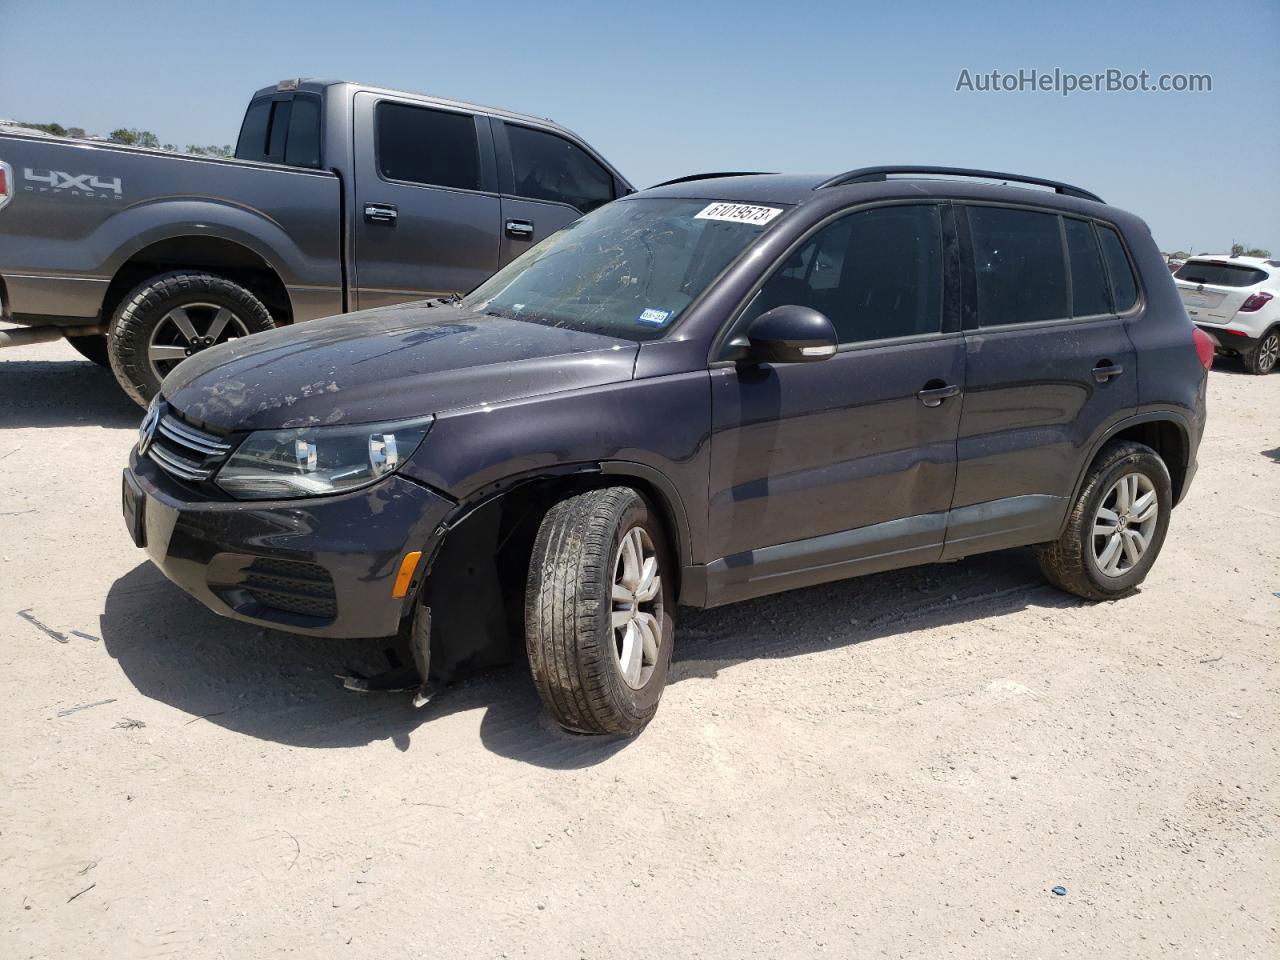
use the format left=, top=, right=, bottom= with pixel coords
left=917, top=382, right=961, bottom=407
left=1092, top=361, right=1124, bottom=382
left=505, top=218, right=534, bottom=239
left=364, top=203, right=398, bottom=224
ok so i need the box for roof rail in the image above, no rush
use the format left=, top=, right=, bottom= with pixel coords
left=815, top=166, right=1104, bottom=203
left=649, top=171, right=777, bottom=189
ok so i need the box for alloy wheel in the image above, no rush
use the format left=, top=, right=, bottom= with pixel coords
left=146, top=302, right=249, bottom=380
left=610, top=526, right=663, bottom=689
left=1258, top=333, right=1279, bottom=373
left=1091, top=472, right=1159, bottom=577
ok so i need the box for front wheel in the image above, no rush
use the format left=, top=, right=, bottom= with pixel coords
left=1035, top=441, right=1172, bottom=601
left=525, top=487, right=674, bottom=736
left=107, top=271, right=275, bottom=407
left=1242, top=328, right=1278, bottom=375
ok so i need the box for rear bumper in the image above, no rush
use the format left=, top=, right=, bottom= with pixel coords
left=126, top=450, right=454, bottom=638
left=1194, top=323, right=1259, bottom=352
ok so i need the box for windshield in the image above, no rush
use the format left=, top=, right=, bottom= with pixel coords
left=463, top=197, right=786, bottom=341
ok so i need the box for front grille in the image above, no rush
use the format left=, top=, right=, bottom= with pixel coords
left=146, top=409, right=234, bottom=482
left=240, top=558, right=337, bottom=619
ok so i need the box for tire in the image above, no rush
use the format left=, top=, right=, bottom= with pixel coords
left=66, top=334, right=110, bottom=367
left=107, top=271, right=275, bottom=407
left=525, top=487, right=675, bottom=736
left=1242, top=327, right=1278, bottom=375
left=1035, top=441, right=1172, bottom=601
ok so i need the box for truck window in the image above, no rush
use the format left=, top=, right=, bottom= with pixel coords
left=284, top=95, right=321, bottom=169
left=504, top=123, right=614, bottom=213
left=235, top=94, right=321, bottom=168
left=376, top=102, right=481, bottom=191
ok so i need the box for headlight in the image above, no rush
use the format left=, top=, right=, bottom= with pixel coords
left=215, top=417, right=433, bottom=499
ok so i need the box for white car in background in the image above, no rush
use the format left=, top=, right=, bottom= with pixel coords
left=1174, top=256, right=1280, bottom=374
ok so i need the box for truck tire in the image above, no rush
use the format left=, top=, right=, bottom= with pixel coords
left=66, top=334, right=110, bottom=367
left=1035, top=441, right=1172, bottom=601
left=1241, top=327, right=1278, bottom=375
left=107, top=271, right=275, bottom=407
left=525, top=487, right=675, bottom=736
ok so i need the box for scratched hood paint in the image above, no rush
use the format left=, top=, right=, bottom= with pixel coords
left=161, top=302, right=639, bottom=431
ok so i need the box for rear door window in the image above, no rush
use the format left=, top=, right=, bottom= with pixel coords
left=504, top=123, right=614, bottom=213
left=1064, top=218, right=1111, bottom=317
left=376, top=102, right=481, bottom=191
left=968, top=206, right=1068, bottom=326
left=1173, top=260, right=1267, bottom=288
left=1098, top=225, right=1140, bottom=311
left=748, top=204, right=944, bottom=344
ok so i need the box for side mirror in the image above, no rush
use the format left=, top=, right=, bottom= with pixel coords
left=726, top=305, right=838, bottom=364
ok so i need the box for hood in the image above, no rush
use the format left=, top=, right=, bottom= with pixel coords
left=161, top=302, right=639, bottom=431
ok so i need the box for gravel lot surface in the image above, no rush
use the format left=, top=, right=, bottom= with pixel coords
left=1, top=336, right=1276, bottom=959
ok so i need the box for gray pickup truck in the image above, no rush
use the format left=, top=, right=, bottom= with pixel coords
left=0, top=79, right=632, bottom=404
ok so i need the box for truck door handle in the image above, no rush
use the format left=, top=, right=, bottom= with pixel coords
left=364, top=203, right=398, bottom=224
left=1092, top=361, right=1124, bottom=382
left=917, top=381, right=961, bottom=407
left=505, top=219, right=534, bottom=239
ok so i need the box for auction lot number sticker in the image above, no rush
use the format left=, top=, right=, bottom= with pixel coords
left=694, top=202, right=783, bottom=225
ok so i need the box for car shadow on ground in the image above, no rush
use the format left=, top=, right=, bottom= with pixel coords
left=0, top=357, right=140, bottom=428
left=100, top=548, right=1085, bottom=767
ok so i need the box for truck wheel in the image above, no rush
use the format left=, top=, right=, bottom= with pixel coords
left=66, top=334, right=110, bottom=367
left=1035, top=441, right=1172, bottom=601
left=107, top=271, right=275, bottom=406
left=525, top=487, right=675, bottom=736
left=1242, top=328, right=1278, bottom=375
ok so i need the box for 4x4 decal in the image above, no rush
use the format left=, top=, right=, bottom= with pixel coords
left=23, top=167, right=122, bottom=199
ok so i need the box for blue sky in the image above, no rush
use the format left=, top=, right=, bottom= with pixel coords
left=2, top=0, right=1276, bottom=253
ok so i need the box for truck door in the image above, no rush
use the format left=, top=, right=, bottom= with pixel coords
left=351, top=92, right=501, bottom=309
left=492, top=119, right=619, bottom=265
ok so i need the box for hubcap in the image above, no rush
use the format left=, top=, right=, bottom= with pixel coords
left=1091, top=472, right=1159, bottom=578
left=146, top=303, right=249, bottom=380
left=1259, top=334, right=1278, bottom=372
left=611, top=526, right=663, bottom=690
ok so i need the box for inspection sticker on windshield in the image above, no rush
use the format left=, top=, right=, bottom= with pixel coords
left=694, top=202, right=782, bottom=225
left=637, top=308, right=671, bottom=326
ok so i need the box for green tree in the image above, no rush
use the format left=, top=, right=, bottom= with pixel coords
left=185, top=144, right=233, bottom=158
left=21, top=121, right=67, bottom=136
left=109, top=128, right=160, bottom=148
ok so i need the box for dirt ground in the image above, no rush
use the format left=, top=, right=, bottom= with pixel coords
left=0, top=335, right=1276, bottom=960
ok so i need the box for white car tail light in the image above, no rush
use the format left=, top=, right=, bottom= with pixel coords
left=1240, top=291, right=1274, bottom=312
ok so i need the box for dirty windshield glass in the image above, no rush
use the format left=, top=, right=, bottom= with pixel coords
left=462, top=198, right=785, bottom=341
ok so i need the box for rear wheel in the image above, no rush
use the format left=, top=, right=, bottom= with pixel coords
left=66, top=334, right=110, bottom=367
left=107, top=271, right=275, bottom=407
left=1242, top=328, right=1278, bottom=375
left=1035, top=441, right=1172, bottom=601
left=525, top=487, right=674, bottom=736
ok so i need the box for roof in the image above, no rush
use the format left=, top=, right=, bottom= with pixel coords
left=636, top=171, right=1114, bottom=217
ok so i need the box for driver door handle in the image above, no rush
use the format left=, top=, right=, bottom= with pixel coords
left=506, top=219, right=534, bottom=239
left=917, top=382, right=961, bottom=407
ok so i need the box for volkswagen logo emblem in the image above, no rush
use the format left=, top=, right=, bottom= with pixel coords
left=137, top=402, right=161, bottom=455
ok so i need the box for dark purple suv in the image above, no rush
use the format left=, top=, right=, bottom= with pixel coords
left=122, top=166, right=1210, bottom=736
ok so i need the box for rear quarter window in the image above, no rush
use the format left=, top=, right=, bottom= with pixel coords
left=1097, top=225, right=1140, bottom=311
left=1173, top=261, right=1268, bottom=288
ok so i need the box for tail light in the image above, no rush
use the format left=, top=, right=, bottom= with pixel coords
left=0, top=160, right=12, bottom=211
left=1240, top=291, right=1273, bottom=312
left=1191, top=327, right=1215, bottom=370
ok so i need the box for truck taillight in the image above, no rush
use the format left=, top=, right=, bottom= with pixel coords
left=1240, top=291, right=1273, bottom=312
left=0, top=160, right=12, bottom=211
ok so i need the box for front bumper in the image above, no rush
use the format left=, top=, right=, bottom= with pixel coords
left=125, top=450, right=454, bottom=638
